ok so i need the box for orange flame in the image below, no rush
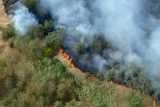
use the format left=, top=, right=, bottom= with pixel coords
left=60, top=48, right=97, bottom=79
left=59, top=48, right=75, bottom=68
left=154, top=98, right=157, bottom=107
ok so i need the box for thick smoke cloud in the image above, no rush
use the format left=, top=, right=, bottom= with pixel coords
left=11, top=2, right=38, bottom=35
left=39, top=0, right=160, bottom=87
left=11, top=0, right=160, bottom=88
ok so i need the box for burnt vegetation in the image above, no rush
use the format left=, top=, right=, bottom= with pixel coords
left=0, top=0, right=160, bottom=107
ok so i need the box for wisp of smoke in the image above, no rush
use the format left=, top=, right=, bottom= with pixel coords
left=11, top=2, right=38, bottom=35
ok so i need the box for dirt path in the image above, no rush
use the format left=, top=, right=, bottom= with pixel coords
left=0, top=0, right=12, bottom=85
left=0, top=0, right=10, bottom=66
left=0, top=0, right=9, bottom=28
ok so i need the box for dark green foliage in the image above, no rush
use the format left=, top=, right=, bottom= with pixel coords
left=65, top=100, right=79, bottom=107
left=78, top=81, right=119, bottom=107
left=0, top=58, right=8, bottom=73
left=23, top=0, right=38, bottom=11
left=35, top=58, right=66, bottom=78
left=45, top=29, right=61, bottom=55
left=104, top=64, right=124, bottom=83
left=104, top=63, right=155, bottom=95
left=26, top=25, right=44, bottom=39
left=125, top=63, right=154, bottom=94
left=43, top=20, right=53, bottom=35
left=2, top=25, right=16, bottom=40
left=0, top=19, right=157, bottom=107
left=43, top=47, right=53, bottom=58
left=127, top=92, right=143, bottom=107
left=10, top=37, right=44, bottom=60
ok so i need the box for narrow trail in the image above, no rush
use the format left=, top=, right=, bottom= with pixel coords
left=0, top=0, right=11, bottom=80
left=0, top=0, right=10, bottom=58
left=0, top=0, right=9, bottom=28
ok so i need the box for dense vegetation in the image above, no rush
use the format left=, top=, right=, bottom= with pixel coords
left=0, top=21, right=155, bottom=106
left=0, top=0, right=160, bottom=106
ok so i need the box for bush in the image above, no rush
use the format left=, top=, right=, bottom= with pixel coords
left=45, top=29, right=61, bottom=55
left=125, top=63, right=154, bottom=94
left=4, top=76, right=17, bottom=89
left=26, top=25, right=44, bottom=39
left=43, top=47, right=53, bottom=58
left=2, top=25, right=16, bottom=40
left=104, top=64, right=124, bottom=83
left=11, top=37, right=44, bottom=59
left=65, top=100, right=79, bottom=107
left=23, top=0, right=38, bottom=11
left=78, top=82, right=118, bottom=107
left=127, top=92, right=143, bottom=107
left=0, top=57, right=8, bottom=72
left=104, top=63, right=154, bottom=95
left=43, top=20, right=53, bottom=35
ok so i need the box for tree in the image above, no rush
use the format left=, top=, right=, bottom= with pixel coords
left=45, top=29, right=61, bottom=55
left=26, top=25, right=44, bottom=38
left=43, top=20, right=53, bottom=35
left=127, top=92, right=143, bottom=107
left=23, top=0, right=38, bottom=11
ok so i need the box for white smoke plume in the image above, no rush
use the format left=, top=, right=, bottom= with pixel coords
left=10, top=0, right=160, bottom=88
left=11, top=2, right=38, bottom=35
left=39, top=0, right=160, bottom=88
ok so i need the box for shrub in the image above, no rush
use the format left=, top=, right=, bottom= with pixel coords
left=0, top=57, right=7, bottom=72
left=45, top=29, right=61, bottom=55
left=43, top=20, right=53, bottom=35
left=104, top=63, right=154, bottom=95
left=57, top=79, right=78, bottom=101
left=4, top=76, right=17, bottom=89
left=23, top=0, right=38, bottom=11
left=2, top=25, right=16, bottom=40
left=26, top=25, right=44, bottom=39
left=11, top=37, right=44, bottom=59
left=74, top=42, right=86, bottom=54
left=65, top=100, right=79, bottom=107
left=78, top=82, right=118, bottom=107
left=104, top=65, right=124, bottom=83
left=127, top=92, right=143, bottom=107
left=54, top=101, right=63, bottom=107
left=43, top=47, right=53, bottom=58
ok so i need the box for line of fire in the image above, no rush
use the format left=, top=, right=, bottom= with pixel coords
left=59, top=48, right=157, bottom=107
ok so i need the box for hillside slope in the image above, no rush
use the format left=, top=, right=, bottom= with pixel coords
left=0, top=0, right=9, bottom=27
left=0, top=0, right=159, bottom=107
left=0, top=0, right=10, bottom=69
left=57, top=50, right=156, bottom=107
